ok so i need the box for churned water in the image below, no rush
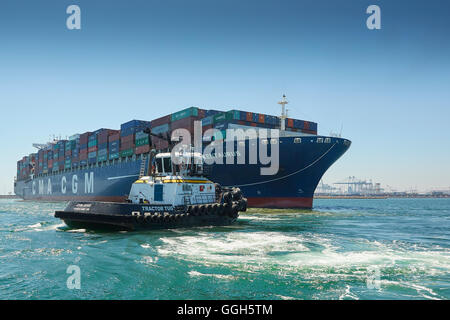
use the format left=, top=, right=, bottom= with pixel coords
left=0, top=198, right=449, bottom=300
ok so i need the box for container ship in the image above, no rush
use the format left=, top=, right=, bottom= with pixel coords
left=14, top=96, right=351, bottom=208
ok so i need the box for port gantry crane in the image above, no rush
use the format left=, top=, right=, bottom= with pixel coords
left=334, top=176, right=382, bottom=195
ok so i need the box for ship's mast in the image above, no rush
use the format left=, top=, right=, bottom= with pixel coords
left=278, top=94, right=288, bottom=131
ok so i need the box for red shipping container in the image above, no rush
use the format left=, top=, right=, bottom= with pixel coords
left=120, top=141, right=135, bottom=151
left=250, top=123, right=257, bottom=127
left=152, top=137, right=169, bottom=150
left=171, top=116, right=198, bottom=134
left=88, top=146, right=98, bottom=153
left=48, top=160, right=53, bottom=168
left=301, top=129, right=317, bottom=135
left=135, top=145, right=150, bottom=154
left=80, top=132, right=91, bottom=144
left=98, top=129, right=119, bottom=144
left=121, top=134, right=135, bottom=144
left=151, top=114, right=171, bottom=127
left=304, top=121, right=310, bottom=130
left=66, top=150, right=72, bottom=157
left=258, top=114, right=265, bottom=123
left=287, top=118, right=294, bottom=128
left=79, top=153, right=88, bottom=160
left=109, top=133, right=120, bottom=142
left=246, top=112, right=253, bottom=122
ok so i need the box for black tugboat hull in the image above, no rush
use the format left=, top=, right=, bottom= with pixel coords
left=55, top=200, right=243, bottom=231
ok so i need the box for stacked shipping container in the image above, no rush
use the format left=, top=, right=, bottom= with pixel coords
left=108, top=132, right=120, bottom=160
left=16, top=107, right=318, bottom=180
left=119, top=120, right=152, bottom=158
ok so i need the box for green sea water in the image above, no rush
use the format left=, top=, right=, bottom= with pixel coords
left=0, top=198, right=449, bottom=300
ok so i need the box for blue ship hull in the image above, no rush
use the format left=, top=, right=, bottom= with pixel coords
left=14, top=136, right=350, bottom=208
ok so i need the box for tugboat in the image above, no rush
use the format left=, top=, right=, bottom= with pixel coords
left=55, top=133, right=247, bottom=230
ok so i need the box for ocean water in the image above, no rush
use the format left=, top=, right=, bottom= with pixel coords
left=0, top=198, right=448, bottom=300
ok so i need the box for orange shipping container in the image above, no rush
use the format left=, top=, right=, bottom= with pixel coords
left=287, top=118, right=294, bottom=128
left=301, top=129, right=317, bottom=135
left=258, top=114, right=265, bottom=123
left=246, top=112, right=253, bottom=122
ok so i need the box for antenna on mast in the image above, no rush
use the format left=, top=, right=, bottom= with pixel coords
left=277, top=94, right=288, bottom=131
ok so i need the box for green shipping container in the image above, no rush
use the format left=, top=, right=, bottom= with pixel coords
left=97, top=154, right=108, bottom=162
left=135, top=137, right=149, bottom=147
left=64, top=160, right=71, bottom=169
left=109, top=152, right=119, bottom=160
left=227, top=110, right=241, bottom=120
left=65, top=141, right=75, bottom=152
left=88, top=140, right=97, bottom=148
left=171, top=107, right=198, bottom=122
left=135, top=131, right=148, bottom=140
left=213, top=112, right=234, bottom=123
left=120, top=149, right=134, bottom=157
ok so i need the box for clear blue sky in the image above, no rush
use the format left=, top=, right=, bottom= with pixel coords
left=1, top=0, right=449, bottom=194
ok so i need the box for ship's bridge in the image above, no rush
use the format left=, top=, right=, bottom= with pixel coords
left=154, top=151, right=204, bottom=176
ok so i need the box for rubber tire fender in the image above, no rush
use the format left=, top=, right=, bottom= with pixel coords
left=240, top=198, right=247, bottom=212
left=232, top=189, right=242, bottom=201
left=223, top=192, right=232, bottom=205
left=198, top=205, right=206, bottom=216
left=212, top=203, right=219, bottom=215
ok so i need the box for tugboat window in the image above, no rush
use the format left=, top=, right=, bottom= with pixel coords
left=156, top=158, right=163, bottom=173
left=163, top=157, right=172, bottom=173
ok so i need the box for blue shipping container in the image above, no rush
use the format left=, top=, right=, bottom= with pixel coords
left=120, top=120, right=151, bottom=136
left=202, top=116, right=214, bottom=126
left=293, top=119, right=304, bottom=129
left=205, top=109, right=221, bottom=117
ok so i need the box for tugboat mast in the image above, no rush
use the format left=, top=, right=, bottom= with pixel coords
left=278, top=94, right=288, bottom=131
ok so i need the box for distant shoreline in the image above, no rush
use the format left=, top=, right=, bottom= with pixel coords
left=0, top=195, right=20, bottom=199
left=315, top=195, right=450, bottom=199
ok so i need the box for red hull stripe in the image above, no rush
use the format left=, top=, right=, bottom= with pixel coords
left=25, top=196, right=313, bottom=209
left=247, top=197, right=313, bottom=209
